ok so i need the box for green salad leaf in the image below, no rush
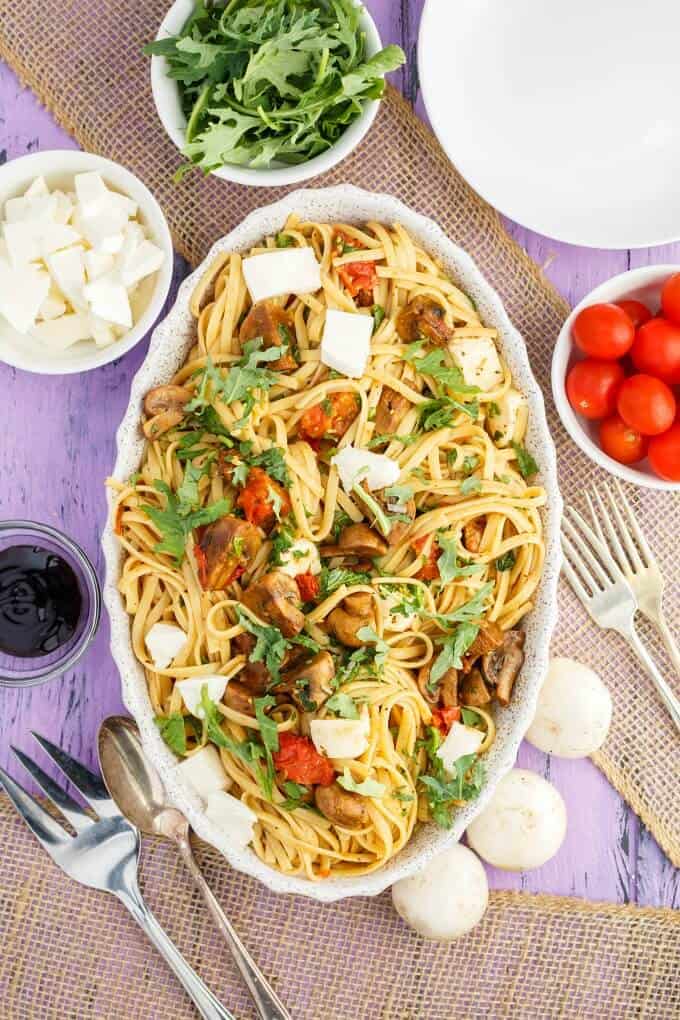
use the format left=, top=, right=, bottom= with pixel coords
left=141, top=480, right=230, bottom=565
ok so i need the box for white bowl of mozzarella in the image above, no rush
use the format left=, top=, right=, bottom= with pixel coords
left=102, top=185, right=562, bottom=903
left=0, top=150, right=173, bottom=375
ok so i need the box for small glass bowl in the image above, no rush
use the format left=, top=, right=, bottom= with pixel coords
left=0, top=521, right=101, bottom=688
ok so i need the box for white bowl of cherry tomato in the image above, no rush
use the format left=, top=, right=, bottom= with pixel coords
left=552, top=266, right=680, bottom=490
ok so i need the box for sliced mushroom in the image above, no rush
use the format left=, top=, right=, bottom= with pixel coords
left=417, top=664, right=458, bottom=706
left=396, top=296, right=452, bottom=347
left=462, top=517, right=486, bottom=554
left=481, top=629, right=525, bottom=706
left=327, top=605, right=372, bottom=648
left=338, top=523, right=388, bottom=558
left=222, top=680, right=255, bottom=716
left=460, top=668, right=492, bottom=707
left=279, top=651, right=335, bottom=712
left=343, top=591, right=374, bottom=616
left=375, top=387, right=412, bottom=434
left=194, top=517, right=262, bottom=591
left=462, top=621, right=505, bottom=672
left=315, top=783, right=370, bottom=829
left=239, top=299, right=298, bottom=372
left=142, top=385, right=192, bottom=439
left=241, top=570, right=305, bottom=638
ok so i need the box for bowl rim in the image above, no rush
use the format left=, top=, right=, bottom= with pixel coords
left=0, top=518, right=101, bottom=688
left=149, top=0, right=382, bottom=188
left=102, top=184, right=563, bottom=901
left=551, top=264, right=680, bottom=492
left=0, top=149, right=174, bottom=376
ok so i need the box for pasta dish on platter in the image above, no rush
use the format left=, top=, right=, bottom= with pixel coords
left=109, top=215, right=546, bottom=881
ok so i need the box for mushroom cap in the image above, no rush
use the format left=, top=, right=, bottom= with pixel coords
left=525, top=657, right=612, bottom=758
left=392, top=843, right=489, bottom=940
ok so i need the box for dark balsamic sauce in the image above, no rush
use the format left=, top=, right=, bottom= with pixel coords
left=0, top=545, right=82, bottom=658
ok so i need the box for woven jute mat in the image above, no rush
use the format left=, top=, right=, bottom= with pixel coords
left=0, top=0, right=678, bottom=859
left=0, top=797, right=677, bottom=1020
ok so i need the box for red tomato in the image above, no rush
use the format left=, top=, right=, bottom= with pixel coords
left=599, top=415, right=648, bottom=464
left=566, top=359, right=624, bottom=419
left=272, top=732, right=335, bottom=786
left=661, top=272, right=680, bottom=326
left=431, top=706, right=461, bottom=735
left=572, top=303, right=635, bottom=360
left=299, top=392, right=360, bottom=442
left=412, top=536, right=440, bottom=580
left=295, top=572, right=320, bottom=602
left=236, top=466, right=291, bottom=531
left=648, top=422, right=680, bottom=481
left=616, top=374, right=676, bottom=436
left=631, top=317, right=680, bottom=385
left=614, top=299, right=652, bottom=329
left=338, top=261, right=377, bottom=305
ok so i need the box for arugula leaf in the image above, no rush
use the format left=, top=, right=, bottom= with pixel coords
left=331, top=509, right=352, bottom=541
left=418, top=727, right=484, bottom=827
left=512, top=441, right=539, bottom=479
left=318, top=566, right=371, bottom=599
left=276, top=233, right=295, bottom=248
left=419, top=396, right=479, bottom=431
left=461, top=707, right=482, bottom=727
left=155, top=713, right=187, bottom=756
left=279, top=780, right=310, bottom=811
left=356, top=625, right=390, bottom=670
left=254, top=695, right=279, bottom=800
left=436, top=534, right=483, bottom=585
left=371, top=304, right=385, bottom=333
left=235, top=606, right=289, bottom=684
left=461, top=476, right=482, bottom=495
left=176, top=455, right=214, bottom=511
left=199, top=685, right=277, bottom=799
left=187, top=344, right=283, bottom=428
left=392, top=788, right=415, bottom=803
left=337, top=767, right=385, bottom=798
left=383, top=483, right=413, bottom=507
left=428, top=583, right=495, bottom=630
left=141, top=480, right=230, bottom=565
left=403, top=343, right=480, bottom=395
left=325, top=693, right=359, bottom=720
left=430, top=622, right=480, bottom=682
left=496, top=550, right=517, bottom=571
left=269, top=522, right=296, bottom=566
left=366, top=432, right=420, bottom=449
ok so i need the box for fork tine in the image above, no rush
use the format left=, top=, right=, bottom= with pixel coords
left=560, top=551, right=592, bottom=606
left=603, top=481, right=643, bottom=571
left=561, top=531, right=598, bottom=594
left=564, top=505, right=623, bottom=579
left=562, top=515, right=611, bottom=589
left=614, top=478, right=654, bottom=566
left=12, top=746, right=93, bottom=833
left=30, top=733, right=118, bottom=818
left=0, top=764, right=69, bottom=858
left=587, top=488, right=627, bottom=575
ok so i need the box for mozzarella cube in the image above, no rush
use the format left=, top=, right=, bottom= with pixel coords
left=84, top=251, right=115, bottom=282
left=3, top=220, right=40, bottom=266
left=310, top=718, right=369, bottom=760
left=47, top=247, right=86, bottom=311
left=4, top=193, right=56, bottom=225
left=0, top=258, right=51, bottom=333
left=84, top=276, right=132, bottom=328
left=205, top=790, right=257, bottom=849
left=119, top=239, right=164, bottom=288
left=176, top=745, right=231, bottom=798
left=243, top=247, right=321, bottom=303
left=39, top=223, right=82, bottom=259
left=486, top=388, right=528, bottom=448
left=176, top=675, right=228, bottom=718
left=277, top=537, right=322, bottom=578
left=108, top=191, right=138, bottom=220
left=144, top=621, right=187, bottom=669
left=51, top=190, right=74, bottom=225
left=25, top=176, right=49, bottom=199
left=74, top=171, right=110, bottom=218
left=449, top=337, right=504, bottom=392
left=436, top=722, right=484, bottom=775
left=88, top=314, right=116, bottom=347
left=320, top=308, right=372, bottom=378
left=31, top=313, right=91, bottom=350
left=332, top=445, right=400, bottom=493
left=38, top=286, right=67, bottom=322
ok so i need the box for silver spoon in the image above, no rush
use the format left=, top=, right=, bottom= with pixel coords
left=98, top=716, right=292, bottom=1020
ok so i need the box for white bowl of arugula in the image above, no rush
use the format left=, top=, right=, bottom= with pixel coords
left=147, top=0, right=404, bottom=186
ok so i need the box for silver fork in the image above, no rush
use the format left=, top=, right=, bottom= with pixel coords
left=0, top=733, right=236, bottom=1020
left=561, top=506, right=680, bottom=734
left=586, top=479, right=680, bottom=678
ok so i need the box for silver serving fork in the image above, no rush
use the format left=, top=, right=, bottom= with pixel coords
left=0, top=733, right=236, bottom=1020
left=586, top=479, right=680, bottom=677
left=561, top=506, right=680, bottom=734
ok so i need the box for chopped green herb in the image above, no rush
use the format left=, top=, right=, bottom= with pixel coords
left=235, top=606, right=289, bottom=684
left=279, top=780, right=310, bottom=811
left=356, top=625, right=390, bottom=669
left=155, top=713, right=187, bottom=756
left=461, top=707, right=482, bottom=727
left=403, top=343, right=480, bottom=395
left=187, top=344, right=284, bottom=428
left=488, top=401, right=501, bottom=417
left=141, top=480, right=230, bottom=566
left=325, top=692, right=360, bottom=719
left=436, top=534, right=483, bottom=585
left=419, top=396, right=479, bottom=431
left=418, top=726, right=484, bottom=827
left=392, top=787, right=415, bottom=803
left=496, top=550, right=516, bottom=571
left=461, top=476, right=482, bottom=495
left=371, top=304, right=385, bottom=333
left=318, top=566, right=371, bottom=599
left=276, top=233, right=295, bottom=248
left=366, top=432, right=420, bottom=449
left=512, top=441, right=539, bottom=479
left=461, top=455, right=479, bottom=477
left=337, top=767, right=385, bottom=798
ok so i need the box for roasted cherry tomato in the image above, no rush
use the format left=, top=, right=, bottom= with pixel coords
left=572, top=303, right=635, bottom=360
left=295, top=572, right=320, bottom=602
left=412, top=535, right=440, bottom=580
left=338, top=261, right=377, bottom=306
left=566, top=358, right=624, bottom=420
left=599, top=414, right=648, bottom=464
left=299, top=392, right=360, bottom=442
left=614, top=299, right=652, bottom=330
left=431, top=706, right=461, bottom=735
left=631, top=317, right=680, bottom=385
left=661, top=272, right=680, bottom=326
left=616, top=374, right=676, bottom=436
left=272, top=731, right=335, bottom=786
left=648, top=422, right=680, bottom=481
left=236, top=466, right=291, bottom=531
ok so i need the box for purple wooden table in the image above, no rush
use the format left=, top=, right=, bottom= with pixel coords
left=0, top=1, right=678, bottom=914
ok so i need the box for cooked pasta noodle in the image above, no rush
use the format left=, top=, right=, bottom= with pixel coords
left=109, top=216, right=546, bottom=881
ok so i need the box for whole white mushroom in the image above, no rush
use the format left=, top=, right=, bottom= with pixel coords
left=392, top=843, right=488, bottom=940
left=466, top=768, right=566, bottom=871
left=525, top=657, right=612, bottom=758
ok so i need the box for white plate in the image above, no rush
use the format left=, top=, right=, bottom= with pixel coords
left=419, top=0, right=680, bottom=249
left=102, top=185, right=562, bottom=901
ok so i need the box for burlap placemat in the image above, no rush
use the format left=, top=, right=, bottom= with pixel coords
left=0, top=796, right=677, bottom=1020
left=0, top=0, right=678, bottom=867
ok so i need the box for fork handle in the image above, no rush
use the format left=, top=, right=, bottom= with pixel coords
left=116, top=884, right=237, bottom=1020
left=625, top=626, right=680, bottom=735
left=650, top=612, right=680, bottom=680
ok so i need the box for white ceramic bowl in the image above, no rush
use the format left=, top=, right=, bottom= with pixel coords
left=151, top=0, right=382, bottom=188
left=0, top=150, right=174, bottom=375
left=552, top=265, right=680, bottom=492
left=102, top=186, right=562, bottom=901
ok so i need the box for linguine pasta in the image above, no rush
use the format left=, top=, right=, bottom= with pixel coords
left=109, top=216, right=546, bottom=881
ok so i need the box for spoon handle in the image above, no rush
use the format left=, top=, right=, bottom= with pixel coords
left=177, top=836, right=293, bottom=1020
